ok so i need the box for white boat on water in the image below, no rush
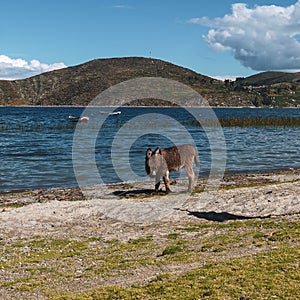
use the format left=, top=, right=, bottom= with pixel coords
left=68, top=115, right=89, bottom=123
left=100, top=111, right=121, bottom=115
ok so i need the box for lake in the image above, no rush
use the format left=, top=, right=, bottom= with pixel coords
left=0, top=106, right=300, bottom=192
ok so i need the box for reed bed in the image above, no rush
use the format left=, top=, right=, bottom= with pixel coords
left=0, top=124, right=77, bottom=132
left=186, top=117, right=300, bottom=127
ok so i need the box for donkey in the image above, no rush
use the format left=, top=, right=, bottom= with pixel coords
left=145, top=144, right=200, bottom=193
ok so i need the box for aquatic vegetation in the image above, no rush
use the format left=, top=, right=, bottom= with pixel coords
left=185, top=116, right=300, bottom=127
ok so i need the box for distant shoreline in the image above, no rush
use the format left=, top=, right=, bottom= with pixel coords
left=1, top=105, right=300, bottom=109
left=1, top=168, right=299, bottom=197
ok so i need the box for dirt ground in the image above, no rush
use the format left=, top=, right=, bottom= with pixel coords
left=0, top=169, right=299, bottom=299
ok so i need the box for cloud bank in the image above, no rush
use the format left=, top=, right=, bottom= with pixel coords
left=0, top=55, right=67, bottom=80
left=189, top=1, right=300, bottom=71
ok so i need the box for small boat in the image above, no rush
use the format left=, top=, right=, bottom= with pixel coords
left=69, top=115, right=80, bottom=122
left=78, top=116, right=89, bottom=123
left=69, top=115, right=89, bottom=123
left=100, top=111, right=121, bottom=115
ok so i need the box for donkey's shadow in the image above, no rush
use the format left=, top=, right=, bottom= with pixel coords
left=112, top=189, right=167, bottom=198
left=111, top=190, right=271, bottom=222
left=185, top=210, right=271, bottom=222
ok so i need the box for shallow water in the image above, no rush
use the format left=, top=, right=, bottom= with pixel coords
left=0, top=106, right=299, bottom=192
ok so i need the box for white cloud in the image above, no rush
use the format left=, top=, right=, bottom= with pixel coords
left=188, top=1, right=300, bottom=71
left=112, top=4, right=132, bottom=9
left=113, top=5, right=126, bottom=9
left=0, top=55, right=67, bottom=80
left=212, top=75, right=238, bottom=81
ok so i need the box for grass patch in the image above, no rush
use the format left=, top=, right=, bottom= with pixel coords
left=50, top=246, right=300, bottom=300
left=1, top=217, right=300, bottom=299
left=159, top=245, right=183, bottom=256
left=253, top=231, right=267, bottom=239
left=0, top=203, right=27, bottom=210
left=165, top=233, right=181, bottom=239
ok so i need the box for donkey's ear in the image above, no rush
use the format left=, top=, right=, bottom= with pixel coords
left=154, top=147, right=160, bottom=155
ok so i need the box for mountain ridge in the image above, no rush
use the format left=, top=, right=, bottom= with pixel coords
left=0, top=57, right=299, bottom=107
left=236, top=71, right=300, bottom=86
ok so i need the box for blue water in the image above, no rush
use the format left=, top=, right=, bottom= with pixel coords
left=0, top=106, right=300, bottom=192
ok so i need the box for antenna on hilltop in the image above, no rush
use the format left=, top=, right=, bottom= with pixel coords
left=149, top=50, right=152, bottom=58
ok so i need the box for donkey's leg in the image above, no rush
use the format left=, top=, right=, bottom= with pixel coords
left=155, top=175, right=161, bottom=192
left=185, top=166, right=195, bottom=192
left=163, top=170, right=171, bottom=193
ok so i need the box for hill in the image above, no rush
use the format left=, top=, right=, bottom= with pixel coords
left=0, top=57, right=299, bottom=107
left=232, top=71, right=300, bottom=107
left=235, top=71, right=300, bottom=86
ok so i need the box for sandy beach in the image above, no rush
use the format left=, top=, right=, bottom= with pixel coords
left=1, top=169, right=299, bottom=237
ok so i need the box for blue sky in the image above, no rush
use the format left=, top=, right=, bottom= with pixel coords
left=1, top=0, right=300, bottom=80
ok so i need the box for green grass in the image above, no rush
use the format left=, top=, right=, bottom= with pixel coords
left=50, top=246, right=300, bottom=300
left=1, top=217, right=299, bottom=299
left=159, top=245, right=184, bottom=256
